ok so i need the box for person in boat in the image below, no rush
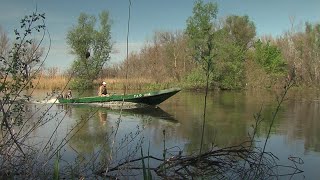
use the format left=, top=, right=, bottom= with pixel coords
left=99, top=81, right=109, bottom=96
left=65, top=88, right=72, bottom=99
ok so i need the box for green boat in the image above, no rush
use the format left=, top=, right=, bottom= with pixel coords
left=58, top=88, right=181, bottom=106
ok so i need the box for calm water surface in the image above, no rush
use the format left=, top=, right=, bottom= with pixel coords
left=28, top=89, right=320, bottom=179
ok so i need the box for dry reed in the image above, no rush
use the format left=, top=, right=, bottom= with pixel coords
left=95, top=77, right=174, bottom=91
left=33, top=76, right=172, bottom=90
left=32, top=75, right=68, bottom=90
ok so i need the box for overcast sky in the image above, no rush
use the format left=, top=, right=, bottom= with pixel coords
left=1, top=0, right=320, bottom=70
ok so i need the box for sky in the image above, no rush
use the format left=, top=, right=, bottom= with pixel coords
left=1, top=0, right=320, bottom=71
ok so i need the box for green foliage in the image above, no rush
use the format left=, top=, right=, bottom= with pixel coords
left=67, top=10, right=112, bottom=89
left=70, top=78, right=93, bottom=89
left=253, top=40, right=287, bottom=75
left=214, top=34, right=246, bottom=89
left=224, top=15, right=256, bottom=49
left=211, top=15, right=255, bottom=90
left=183, top=66, right=211, bottom=89
left=186, top=0, right=218, bottom=72
left=108, top=6, right=257, bottom=90
left=185, top=2, right=255, bottom=90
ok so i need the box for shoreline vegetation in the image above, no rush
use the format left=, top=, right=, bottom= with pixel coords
left=35, top=16, right=320, bottom=93
left=33, top=75, right=174, bottom=91
left=32, top=72, right=320, bottom=93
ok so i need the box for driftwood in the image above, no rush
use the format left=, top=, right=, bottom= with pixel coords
left=96, top=141, right=303, bottom=179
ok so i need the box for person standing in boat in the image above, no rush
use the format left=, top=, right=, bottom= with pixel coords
left=99, top=81, right=109, bottom=96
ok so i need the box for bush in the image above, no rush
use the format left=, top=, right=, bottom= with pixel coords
left=182, top=67, right=212, bottom=89
left=253, top=40, right=287, bottom=75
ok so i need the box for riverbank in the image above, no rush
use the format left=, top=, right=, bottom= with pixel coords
left=32, top=75, right=320, bottom=93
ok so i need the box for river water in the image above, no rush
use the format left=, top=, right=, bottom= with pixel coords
left=24, top=89, right=320, bottom=179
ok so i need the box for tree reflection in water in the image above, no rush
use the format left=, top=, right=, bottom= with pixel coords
left=64, top=105, right=178, bottom=175
left=66, top=107, right=111, bottom=174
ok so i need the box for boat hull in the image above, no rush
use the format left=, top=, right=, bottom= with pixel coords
left=58, top=88, right=181, bottom=106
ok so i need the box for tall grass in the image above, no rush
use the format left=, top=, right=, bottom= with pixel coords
left=33, top=75, right=175, bottom=90
left=33, top=75, right=69, bottom=90
left=95, top=78, right=175, bottom=91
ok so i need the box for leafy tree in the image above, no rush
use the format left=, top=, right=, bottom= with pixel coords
left=224, top=15, right=256, bottom=50
left=186, top=0, right=218, bottom=74
left=214, top=29, right=246, bottom=89
left=211, top=15, right=256, bottom=90
left=254, top=40, right=287, bottom=75
left=67, top=11, right=112, bottom=89
left=185, top=11, right=254, bottom=90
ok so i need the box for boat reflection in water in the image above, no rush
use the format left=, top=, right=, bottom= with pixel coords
left=61, top=103, right=178, bottom=172
left=120, top=106, right=178, bottom=122
left=58, top=102, right=179, bottom=123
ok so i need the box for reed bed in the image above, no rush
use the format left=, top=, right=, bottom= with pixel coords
left=33, top=75, right=69, bottom=90
left=33, top=76, right=174, bottom=90
left=95, top=78, right=173, bottom=91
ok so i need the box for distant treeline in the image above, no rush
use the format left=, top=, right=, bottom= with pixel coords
left=3, top=3, right=317, bottom=91
left=101, top=17, right=320, bottom=90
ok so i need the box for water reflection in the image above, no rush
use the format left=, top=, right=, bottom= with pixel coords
left=281, top=96, right=320, bottom=152
left=66, top=107, right=106, bottom=158
left=56, top=103, right=73, bottom=117
left=29, top=89, right=320, bottom=155
left=157, top=91, right=253, bottom=153
left=98, top=110, right=108, bottom=124
left=23, top=89, right=320, bottom=178
left=65, top=105, right=178, bottom=156
left=122, top=107, right=177, bottom=122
